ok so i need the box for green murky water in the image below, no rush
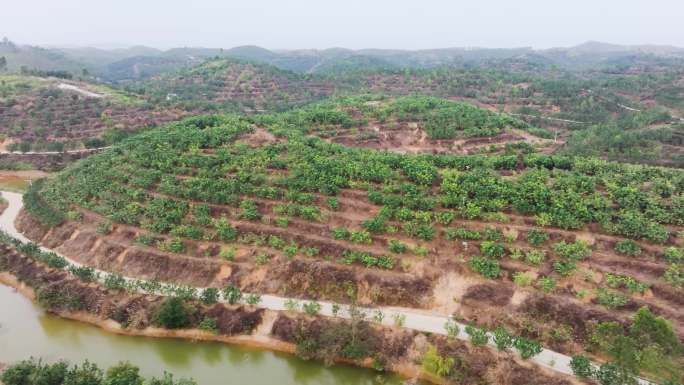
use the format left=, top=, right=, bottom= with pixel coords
left=0, top=284, right=403, bottom=385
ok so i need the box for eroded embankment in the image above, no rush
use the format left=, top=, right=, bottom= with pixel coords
left=15, top=209, right=432, bottom=308
left=0, top=240, right=577, bottom=385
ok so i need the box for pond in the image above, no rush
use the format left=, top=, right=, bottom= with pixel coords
left=0, top=170, right=50, bottom=192
left=0, top=284, right=403, bottom=385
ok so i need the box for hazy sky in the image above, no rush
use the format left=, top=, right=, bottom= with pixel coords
left=4, top=0, right=684, bottom=50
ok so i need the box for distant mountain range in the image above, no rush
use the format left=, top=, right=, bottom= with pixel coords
left=2, top=38, right=684, bottom=82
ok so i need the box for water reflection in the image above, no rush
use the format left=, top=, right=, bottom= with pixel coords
left=0, top=284, right=403, bottom=385
left=200, top=343, right=223, bottom=365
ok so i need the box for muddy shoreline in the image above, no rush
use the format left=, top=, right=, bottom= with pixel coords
left=0, top=271, right=432, bottom=384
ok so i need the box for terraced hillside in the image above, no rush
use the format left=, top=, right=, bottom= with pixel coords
left=133, top=58, right=684, bottom=165
left=138, top=58, right=336, bottom=112
left=0, top=75, right=190, bottom=151
left=330, top=66, right=684, bottom=166
left=19, top=109, right=684, bottom=384
left=349, top=66, right=682, bottom=125
left=255, top=95, right=557, bottom=155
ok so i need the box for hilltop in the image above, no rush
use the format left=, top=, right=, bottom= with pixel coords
left=136, top=58, right=336, bottom=112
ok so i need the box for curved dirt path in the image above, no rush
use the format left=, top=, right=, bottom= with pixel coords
left=0, top=191, right=651, bottom=384
left=57, top=83, right=105, bottom=99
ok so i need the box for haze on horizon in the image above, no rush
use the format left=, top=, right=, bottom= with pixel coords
left=3, top=0, right=684, bottom=50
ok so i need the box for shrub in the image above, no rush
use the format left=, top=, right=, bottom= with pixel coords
left=493, top=326, right=514, bottom=351
left=104, top=274, right=127, bottom=291
left=363, top=217, right=385, bottom=233
left=526, top=229, right=549, bottom=246
left=342, top=250, right=395, bottom=269
left=104, top=362, right=143, bottom=385
left=513, top=272, right=534, bottom=287
left=550, top=325, right=573, bottom=343
left=388, top=239, right=408, bottom=253
left=219, top=246, right=236, bottom=261
left=192, top=204, right=212, bottom=226
left=172, top=286, right=196, bottom=301
left=268, top=235, right=286, bottom=249
left=299, top=206, right=320, bottom=221
left=1, top=359, right=196, bottom=385
left=254, top=251, right=271, bottom=266
left=404, top=222, right=436, bottom=241
left=509, top=248, right=523, bottom=260
left=154, top=297, right=190, bottom=329
left=274, top=216, right=289, bottom=227
left=630, top=307, right=682, bottom=356
left=553, top=259, right=577, bottom=276
left=444, top=318, right=460, bottom=339
left=412, top=245, right=428, bottom=257
left=570, top=355, right=594, bottom=378
left=460, top=202, right=482, bottom=219
left=525, top=250, right=546, bottom=266
left=96, top=221, right=113, bottom=235
left=331, top=227, right=350, bottom=240
left=284, top=299, right=300, bottom=312
left=302, top=247, right=319, bottom=257
left=303, top=301, right=322, bottom=316
left=615, top=240, right=642, bottom=257
left=245, top=294, right=261, bottom=305
left=1, top=358, right=68, bottom=385
left=514, top=337, right=542, bottom=359
left=663, top=247, right=684, bottom=263
left=553, top=240, right=591, bottom=260
left=240, top=200, right=261, bottom=221
left=480, top=241, right=506, bottom=258
left=171, top=224, right=204, bottom=240
left=595, top=363, right=634, bottom=385
left=222, top=286, right=242, bottom=304
left=663, top=264, right=684, bottom=288
left=157, top=238, right=185, bottom=253
left=537, top=276, right=556, bottom=293
left=469, top=257, right=500, bottom=279
left=373, top=310, right=384, bottom=323
left=402, top=158, right=437, bottom=185
left=445, top=227, right=481, bottom=241
left=42, top=252, right=68, bottom=269
left=283, top=243, right=298, bottom=258
left=605, top=274, right=649, bottom=294
left=421, top=344, right=454, bottom=377
left=69, top=265, right=97, bottom=282
left=435, top=211, right=455, bottom=226
left=596, top=288, right=629, bottom=308
left=67, top=210, right=84, bottom=221
left=378, top=255, right=396, bottom=269
left=200, top=288, right=219, bottom=305
left=483, top=227, right=503, bottom=241
left=327, top=197, right=339, bottom=211
left=198, top=317, right=218, bottom=333
left=535, top=213, right=552, bottom=227
left=135, top=233, right=154, bottom=246
left=465, top=325, right=489, bottom=346
left=66, top=361, right=104, bottom=385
